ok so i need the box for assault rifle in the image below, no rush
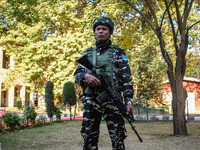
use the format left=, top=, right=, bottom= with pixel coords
left=76, top=54, right=143, bottom=142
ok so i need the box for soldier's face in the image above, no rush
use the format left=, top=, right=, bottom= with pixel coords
left=95, top=25, right=111, bottom=41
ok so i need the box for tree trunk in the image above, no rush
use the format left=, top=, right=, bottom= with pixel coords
left=169, top=73, right=187, bottom=135
left=172, top=41, right=188, bottom=135
left=157, top=29, right=187, bottom=135
left=74, top=103, right=77, bottom=120
left=70, top=105, right=72, bottom=121
left=173, top=76, right=187, bottom=135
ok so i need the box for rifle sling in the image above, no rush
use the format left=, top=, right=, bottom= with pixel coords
left=92, top=47, right=97, bottom=66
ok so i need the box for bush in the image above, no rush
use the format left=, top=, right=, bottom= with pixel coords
left=62, top=82, right=77, bottom=120
left=23, top=106, right=37, bottom=126
left=16, top=97, right=22, bottom=110
left=62, top=82, right=77, bottom=105
left=2, top=112, right=21, bottom=131
left=45, top=81, right=54, bottom=121
left=54, top=105, right=62, bottom=122
left=37, top=115, right=47, bottom=126
left=20, top=116, right=27, bottom=127
left=0, top=118, right=5, bottom=133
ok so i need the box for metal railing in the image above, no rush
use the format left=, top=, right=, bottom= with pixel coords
left=133, top=102, right=170, bottom=120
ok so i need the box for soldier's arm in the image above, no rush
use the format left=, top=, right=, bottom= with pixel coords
left=74, top=64, right=101, bottom=87
left=115, top=48, right=134, bottom=105
left=74, top=64, right=87, bottom=86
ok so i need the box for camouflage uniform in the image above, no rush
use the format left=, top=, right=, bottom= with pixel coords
left=74, top=17, right=134, bottom=150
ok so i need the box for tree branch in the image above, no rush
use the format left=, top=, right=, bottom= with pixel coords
left=180, top=0, right=194, bottom=55
left=122, top=0, right=156, bottom=33
left=164, top=0, right=179, bottom=56
left=144, top=0, right=159, bottom=27
left=174, top=0, right=182, bottom=33
left=157, top=31, right=174, bottom=70
left=187, top=20, right=200, bottom=35
left=160, top=0, right=174, bottom=29
left=183, top=0, right=194, bottom=28
left=184, top=20, right=200, bottom=58
left=122, top=0, right=173, bottom=69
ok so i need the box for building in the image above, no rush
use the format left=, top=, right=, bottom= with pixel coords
left=0, top=46, right=34, bottom=108
left=162, top=77, right=200, bottom=114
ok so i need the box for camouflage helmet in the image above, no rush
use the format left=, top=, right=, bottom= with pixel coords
left=93, top=17, right=114, bottom=34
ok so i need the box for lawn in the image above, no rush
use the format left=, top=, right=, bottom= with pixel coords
left=0, top=120, right=200, bottom=150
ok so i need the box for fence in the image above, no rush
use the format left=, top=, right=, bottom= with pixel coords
left=133, top=102, right=170, bottom=120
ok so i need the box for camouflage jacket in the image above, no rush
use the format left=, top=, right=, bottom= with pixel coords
left=74, top=45, right=134, bottom=104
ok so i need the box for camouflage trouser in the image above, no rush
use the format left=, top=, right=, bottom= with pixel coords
left=81, top=96, right=127, bottom=150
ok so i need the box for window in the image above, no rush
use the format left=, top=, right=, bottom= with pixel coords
left=1, top=84, right=8, bottom=107
left=2, top=51, right=10, bottom=69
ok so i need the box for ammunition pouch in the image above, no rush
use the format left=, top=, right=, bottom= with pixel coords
left=96, top=91, right=110, bottom=103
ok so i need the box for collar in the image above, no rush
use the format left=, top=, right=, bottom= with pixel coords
left=95, top=39, right=112, bottom=51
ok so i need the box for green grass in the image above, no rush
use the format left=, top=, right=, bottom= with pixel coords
left=0, top=120, right=200, bottom=150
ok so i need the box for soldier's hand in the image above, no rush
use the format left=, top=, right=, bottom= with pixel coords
left=85, top=73, right=101, bottom=87
left=126, top=103, right=134, bottom=120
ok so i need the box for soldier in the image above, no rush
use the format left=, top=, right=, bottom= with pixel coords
left=74, top=17, right=134, bottom=150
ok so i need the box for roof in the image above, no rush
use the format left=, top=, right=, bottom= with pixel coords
left=183, top=77, right=200, bottom=83
left=163, top=77, right=200, bottom=84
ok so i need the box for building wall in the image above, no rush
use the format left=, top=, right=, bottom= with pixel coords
left=0, top=46, right=34, bottom=108
left=183, top=81, right=200, bottom=113
left=162, top=79, right=200, bottom=114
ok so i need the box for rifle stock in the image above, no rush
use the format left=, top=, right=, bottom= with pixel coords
left=76, top=54, right=143, bottom=143
left=76, top=54, right=94, bottom=70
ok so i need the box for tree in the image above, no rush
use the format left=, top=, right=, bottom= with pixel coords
left=122, top=0, right=200, bottom=135
left=45, top=81, right=54, bottom=122
left=0, top=0, right=88, bottom=99
left=185, top=51, right=200, bottom=78
left=62, top=82, right=77, bottom=120
left=133, top=47, right=167, bottom=104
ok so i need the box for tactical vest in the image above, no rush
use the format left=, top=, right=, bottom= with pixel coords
left=83, top=46, right=123, bottom=95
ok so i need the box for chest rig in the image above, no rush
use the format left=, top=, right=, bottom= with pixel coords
left=83, top=46, right=123, bottom=95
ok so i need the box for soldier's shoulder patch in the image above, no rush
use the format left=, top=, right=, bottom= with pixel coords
left=122, top=55, right=128, bottom=61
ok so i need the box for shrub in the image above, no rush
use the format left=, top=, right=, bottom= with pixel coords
left=20, top=116, right=27, bottom=127
left=45, top=81, right=54, bottom=121
left=2, top=112, right=21, bottom=131
left=62, top=82, right=77, bottom=120
left=37, top=115, right=47, bottom=126
left=23, top=106, right=37, bottom=126
left=54, top=105, right=62, bottom=122
left=0, top=118, right=5, bottom=133
left=16, top=97, right=22, bottom=110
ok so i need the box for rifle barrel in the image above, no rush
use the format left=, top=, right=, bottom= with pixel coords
left=129, top=121, right=143, bottom=142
